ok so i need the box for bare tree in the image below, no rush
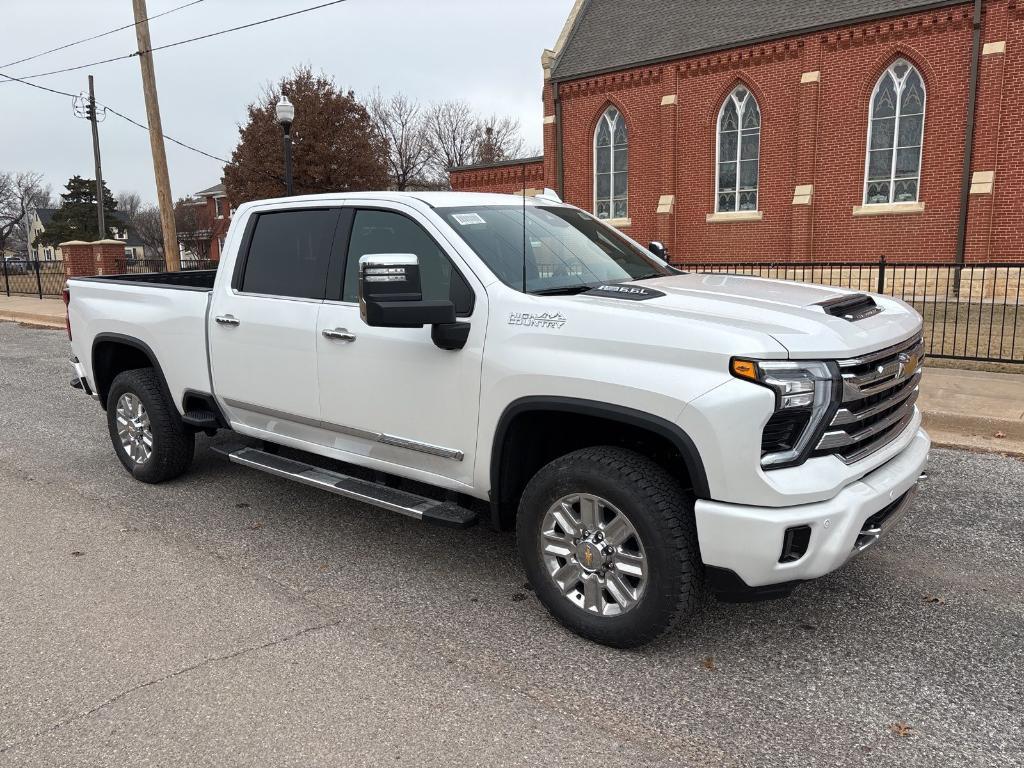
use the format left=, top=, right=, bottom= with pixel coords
left=0, top=171, right=47, bottom=259
left=424, top=100, right=480, bottom=185
left=423, top=100, right=528, bottom=188
left=477, top=114, right=526, bottom=164
left=131, top=205, right=167, bottom=259
left=173, top=198, right=213, bottom=261
left=116, top=191, right=144, bottom=227
left=368, top=90, right=435, bottom=191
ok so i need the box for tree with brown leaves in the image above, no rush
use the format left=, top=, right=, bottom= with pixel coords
left=224, top=66, right=389, bottom=205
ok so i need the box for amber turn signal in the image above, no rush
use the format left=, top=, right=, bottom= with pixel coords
left=730, top=358, right=758, bottom=381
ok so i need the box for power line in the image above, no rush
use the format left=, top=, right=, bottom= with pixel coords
left=0, top=67, right=282, bottom=187
left=0, top=0, right=205, bottom=70
left=0, top=0, right=350, bottom=84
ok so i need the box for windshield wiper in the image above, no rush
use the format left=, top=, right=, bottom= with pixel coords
left=530, top=285, right=596, bottom=296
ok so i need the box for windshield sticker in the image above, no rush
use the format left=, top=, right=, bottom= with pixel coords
left=508, top=312, right=567, bottom=329
left=586, top=284, right=665, bottom=301
left=452, top=212, right=486, bottom=226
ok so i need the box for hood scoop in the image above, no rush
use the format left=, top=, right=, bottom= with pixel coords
left=585, top=284, right=665, bottom=301
left=817, top=294, right=882, bottom=322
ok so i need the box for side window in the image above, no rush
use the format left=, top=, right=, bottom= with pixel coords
left=342, top=209, right=473, bottom=314
left=239, top=209, right=338, bottom=299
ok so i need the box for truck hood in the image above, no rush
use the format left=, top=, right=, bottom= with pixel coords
left=579, top=273, right=922, bottom=359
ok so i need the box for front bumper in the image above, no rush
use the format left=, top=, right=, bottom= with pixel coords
left=694, top=427, right=930, bottom=588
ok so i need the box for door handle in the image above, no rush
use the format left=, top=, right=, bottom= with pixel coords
left=322, top=328, right=357, bottom=342
left=215, top=314, right=240, bottom=326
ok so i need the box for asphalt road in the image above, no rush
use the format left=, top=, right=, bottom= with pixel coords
left=1, top=321, right=1022, bottom=767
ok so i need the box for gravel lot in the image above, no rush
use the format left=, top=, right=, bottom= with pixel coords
left=1, top=321, right=1022, bottom=767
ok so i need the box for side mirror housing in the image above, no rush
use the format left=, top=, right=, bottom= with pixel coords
left=359, top=253, right=456, bottom=328
left=648, top=241, right=668, bottom=260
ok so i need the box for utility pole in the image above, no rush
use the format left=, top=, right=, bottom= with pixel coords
left=83, top=76, right=107, bottom=237
left=132, top=0, right=179, bottom=270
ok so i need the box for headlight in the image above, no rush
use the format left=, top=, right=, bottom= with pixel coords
left=730, top=358, right=838, bottom=468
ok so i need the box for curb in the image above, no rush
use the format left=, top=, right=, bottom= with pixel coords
left=0, top=313, right=64, bottom=329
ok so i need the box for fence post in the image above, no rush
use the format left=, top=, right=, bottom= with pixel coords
left=33, top=256, right=43, bottom=299
left=876, top=254, right=886, bottom=294
left=2, top=256, right=9, bottom=297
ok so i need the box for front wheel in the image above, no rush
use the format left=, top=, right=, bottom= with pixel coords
left=106, top=368, right=194, bottom=484
left=516, top=447, right=702, bottom=648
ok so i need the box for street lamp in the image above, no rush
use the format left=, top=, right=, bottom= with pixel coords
left=275, top=95, right=295, bottom=196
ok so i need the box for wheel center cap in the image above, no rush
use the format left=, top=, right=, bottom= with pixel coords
left=576, top=539, right=606, bottom=572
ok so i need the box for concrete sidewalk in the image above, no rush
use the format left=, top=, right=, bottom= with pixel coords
left=919, top=367, right=1024, bottom=455
left=2, top=293, right=1021, bottom=455
left=0, top=295, right=64, bottom=329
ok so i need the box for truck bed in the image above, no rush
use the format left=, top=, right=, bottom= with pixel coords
left=71, top=269, right=218, bottom=291
left=67, top=275, right=214, bottom=410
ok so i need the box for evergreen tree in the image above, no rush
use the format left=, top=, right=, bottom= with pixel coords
left=34, top=175, right=119, bottom=246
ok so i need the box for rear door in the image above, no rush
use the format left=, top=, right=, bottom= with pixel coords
left=209, top=206, right=342, bottom=433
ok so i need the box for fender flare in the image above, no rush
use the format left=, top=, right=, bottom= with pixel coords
left=490, top=396, right=711, bottom=516
left=91, top=332, right=175, bottom=411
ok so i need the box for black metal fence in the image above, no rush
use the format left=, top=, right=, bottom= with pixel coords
left=2, top=257, right=219, bottom=299
left=2, top=259, right=68, bottom=299
left=684, top=258, right=1023, bottom=364
left=3, top=252, right=1021, bottom=365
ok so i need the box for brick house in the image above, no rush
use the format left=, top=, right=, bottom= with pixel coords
left=187, top=183, right=232, bottom=261
left=450, top=0, right=1023, bottom=265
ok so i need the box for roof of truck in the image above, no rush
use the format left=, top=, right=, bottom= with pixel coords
left=242, top=191, right=563, bottom=210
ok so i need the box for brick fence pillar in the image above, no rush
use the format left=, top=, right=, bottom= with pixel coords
left=59, top=241, right=95, bottom=278
left=60, top=239, right=127, bottom=278
left=93, top=239, right=125, bottom=275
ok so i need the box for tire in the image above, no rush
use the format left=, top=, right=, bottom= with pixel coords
left=106, top=368, right=194, bottom=484
left=516, top=446, right=702, bottom=648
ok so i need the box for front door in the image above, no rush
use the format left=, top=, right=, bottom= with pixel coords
left=209, top=206, right=341, bottom=435
left=316, top=203, right=485, bottom=486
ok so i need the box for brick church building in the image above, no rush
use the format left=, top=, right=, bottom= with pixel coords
left=450, top=0, right=1023, bottom=265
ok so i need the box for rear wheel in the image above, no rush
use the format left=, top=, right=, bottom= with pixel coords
left=516, top=446, right=702, bottom=648
left=106, top=368, right=194, bottom=484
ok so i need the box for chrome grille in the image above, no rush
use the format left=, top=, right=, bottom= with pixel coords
left=816, top=335, right=924, bottom=464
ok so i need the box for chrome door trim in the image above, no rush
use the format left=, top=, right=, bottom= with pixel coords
left=221, top=398, right=464, bottom=461
left=377, top=434, right=465, bottom=461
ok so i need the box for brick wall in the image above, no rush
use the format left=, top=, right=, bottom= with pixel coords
left=450, top=159, right=546, bottom=195
left=457, top=0, right=1023, bottom=264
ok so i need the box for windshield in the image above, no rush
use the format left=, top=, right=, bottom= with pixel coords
left=437, top=205, right=673, bottom=294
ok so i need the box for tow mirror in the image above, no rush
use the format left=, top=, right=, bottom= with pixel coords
left=358, top=253, right=456, bottom=329
left=648, top=241, right=668, bottom=260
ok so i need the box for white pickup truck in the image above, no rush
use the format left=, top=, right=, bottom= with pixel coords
left=65, top=191, right=929, bottom=647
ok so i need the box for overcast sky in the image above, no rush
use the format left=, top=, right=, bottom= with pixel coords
left=0, top=0, right=574, bottom=205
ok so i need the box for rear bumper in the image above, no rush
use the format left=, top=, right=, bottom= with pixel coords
left=694, top=427, right=930, bottom=588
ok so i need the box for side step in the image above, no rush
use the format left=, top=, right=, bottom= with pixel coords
left=211, top=444, right=477, bottom=528
left=182, top=409, right=220, bottom=429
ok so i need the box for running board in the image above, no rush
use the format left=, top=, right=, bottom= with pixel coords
left=211, top=444, right=477, bottom=528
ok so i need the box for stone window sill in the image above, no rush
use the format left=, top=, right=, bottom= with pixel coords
left=852, top=202, right=925, bottom=217
left=705, top=210, right=764, bottom=223
left=600, top=217, right=632, bottom=228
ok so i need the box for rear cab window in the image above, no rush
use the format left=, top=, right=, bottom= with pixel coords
left=237, top=209, right=340, bottom=299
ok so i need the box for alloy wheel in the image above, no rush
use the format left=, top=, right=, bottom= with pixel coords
left=540, top=493, right=648, bottom=616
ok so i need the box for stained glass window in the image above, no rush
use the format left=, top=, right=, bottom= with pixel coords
left=865, top=59, right=925, bottom=205
left=594, top=107, right=627, bottom=219
left=717, top=86, right=760, bottom=213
